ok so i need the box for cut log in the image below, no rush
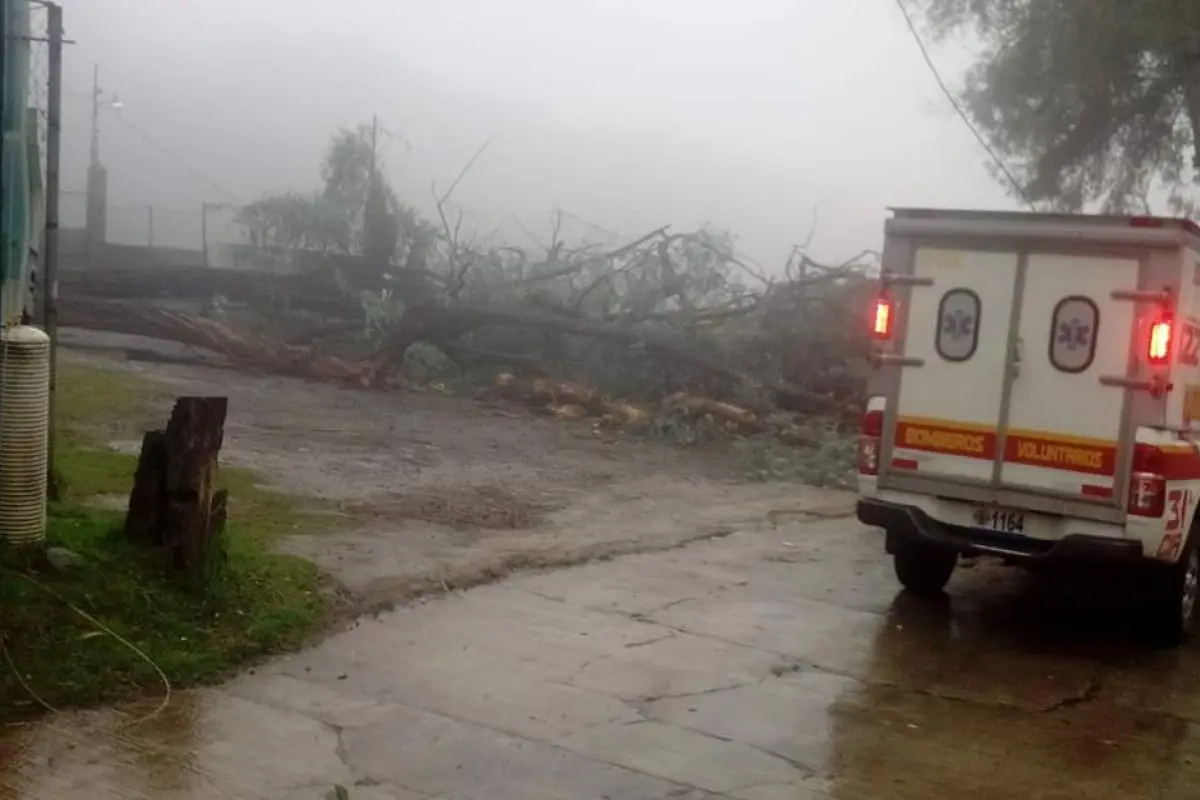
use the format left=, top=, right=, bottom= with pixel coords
left=125, top=430, right=167, bottom=545
left=164, top=397, right=227, bottom=574
left=662, top=392, right=761, bottom=429
left=124, top=397, right=229, bottom=579
left=553, top=404, right=587, bottom=420
left=598, top=400, right=650, bottom=425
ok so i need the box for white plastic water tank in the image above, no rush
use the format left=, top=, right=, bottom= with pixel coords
left=0, top=325, right=49, bottom=545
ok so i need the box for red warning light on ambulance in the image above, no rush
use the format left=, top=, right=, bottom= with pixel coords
left=1148, top=318, right=1173, bottom=364
left=872, top=295, right=894, bottom=340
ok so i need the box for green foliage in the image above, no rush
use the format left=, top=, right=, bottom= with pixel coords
left=646, top=407, right=857, bottom=485
left=401, top=342, right=460, bottom=382
left=732, top=427, right=856, bottom=486
left=646, top=407, right=728, bottom=447
left=0, top=497, right=327, bottom=722
left=916, top=0, right=1200, bottom=212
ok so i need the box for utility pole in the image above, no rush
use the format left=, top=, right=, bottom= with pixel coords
left=366, top=114, right=379, bottom=222
left=369, top=114, right=378, bottom=182
left=148, top=206, right=154, bottom=247
left=201, top=202, right=209, bottom=266
left=363, top=114, right=380, bottom=259
left=85, top=63, right=115, bottom=268
left=85, top=63, right=101, bottom=268
left=45, top=3, right=64, bottom=488
left=89, top=63, right=100, bottom=167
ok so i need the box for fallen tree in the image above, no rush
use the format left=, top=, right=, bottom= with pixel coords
left=362, top=300, right=755, bottom=391
left=54, top=122, right=877, bottom=429
left=57, top=236, right=872, bottom=418
left=58, top=297, right=382, bottom=387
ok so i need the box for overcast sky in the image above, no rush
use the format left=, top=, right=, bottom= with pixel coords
left=48, top=0, right=1015, bottom=267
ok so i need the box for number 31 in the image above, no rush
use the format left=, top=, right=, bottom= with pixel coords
left=1167, top=489, right=1191, bottom=532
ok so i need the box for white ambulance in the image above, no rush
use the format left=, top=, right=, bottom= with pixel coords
left=856, top=209, right=1200, bottom=643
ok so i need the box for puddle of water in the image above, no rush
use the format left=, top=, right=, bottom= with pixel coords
left=0, top=689, right=345, bottom=799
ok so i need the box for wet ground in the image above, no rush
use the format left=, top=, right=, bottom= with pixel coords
left=7, top=510, right=1200, bottom=799
left=5, top=340, right=1200, bottom=797
left=55, top=334, right=829, bottom=609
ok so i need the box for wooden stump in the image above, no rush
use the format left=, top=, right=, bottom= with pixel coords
left=124, top=397, right=229, bottom=578
left=126, top=430, right=167, bottom=545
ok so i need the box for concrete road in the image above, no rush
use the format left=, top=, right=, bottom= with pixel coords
left=5, top=510, right=1200, bottom=799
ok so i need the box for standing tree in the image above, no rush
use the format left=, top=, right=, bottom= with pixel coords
left=914, top=0, right=1200, bottom=213
left=237, top=123, right=438, bottom=281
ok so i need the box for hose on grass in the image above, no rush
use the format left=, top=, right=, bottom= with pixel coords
left=0, top=564, right=172, bottom=726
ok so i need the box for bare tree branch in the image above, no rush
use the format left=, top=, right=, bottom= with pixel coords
left=435, top=139, right=492, bottom=207
left=515, top=225, right=670, bottom=287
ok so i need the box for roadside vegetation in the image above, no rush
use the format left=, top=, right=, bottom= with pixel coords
left=0, top=363, right=332, bottom=723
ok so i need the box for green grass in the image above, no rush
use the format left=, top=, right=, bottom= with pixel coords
left=0, top=363, right=332, bottom=722
left=54, top=364, right=167, bottom=440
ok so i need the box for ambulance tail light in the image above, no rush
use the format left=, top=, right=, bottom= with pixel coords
left=1148, top=317, right=1173, bottom=364
left=1128, top=443, right=1166, bottom=518
left=858, top=409, right=884, bottom=476
left=1130, top=217, right=1165, bottom=229
left=872, top=293, right=894, bottom=341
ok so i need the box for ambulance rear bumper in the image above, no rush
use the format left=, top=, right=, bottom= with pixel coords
left=857, top=498, right=1144, bottom=565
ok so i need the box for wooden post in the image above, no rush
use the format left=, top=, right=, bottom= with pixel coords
left=44, top=3, right=64, bottom=493
left=125, top=430, right=167, bottom=544
left=125, top=397, right=229, bottom=578
left=163, top=396, right=226, bottom=572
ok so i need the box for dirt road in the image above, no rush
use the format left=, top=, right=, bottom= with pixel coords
left=56, top=333, right=848, bottom=610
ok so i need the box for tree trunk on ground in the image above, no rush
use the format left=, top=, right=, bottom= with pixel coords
left=59, top=298, right=379, bottom=386
left=367, top=302, right=753, bottom=390
left=59, top=297, right=749, bottom=393
left=124, top=397, right=229, bottom=580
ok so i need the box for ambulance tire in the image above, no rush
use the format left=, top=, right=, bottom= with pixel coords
left=1140, top=534, right=1200, bottom=647
left=892, top=545, right=957, bottom=597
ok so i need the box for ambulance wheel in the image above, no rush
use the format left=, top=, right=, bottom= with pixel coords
left=892, top=545, right=957, bottom=597
left=1140, top=537, right=1200, bottom=647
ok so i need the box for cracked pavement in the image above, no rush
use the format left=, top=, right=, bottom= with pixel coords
left=7, top=509, right=1200, bottom=799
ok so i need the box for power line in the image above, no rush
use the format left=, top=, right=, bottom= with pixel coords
left=104, top=111, right=241, bottom=203
left=892, top=0, right=1036, bottom=211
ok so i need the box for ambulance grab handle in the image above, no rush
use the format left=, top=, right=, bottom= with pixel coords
left=879, top=272, right=934, bottom=289
left=1111, top=288, right=1170, bottom=305
left=1099, top=375, right=1173, bottom=396
left=872, top=354, right=925, bottom=368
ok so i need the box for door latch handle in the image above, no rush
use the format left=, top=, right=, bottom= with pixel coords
left=1011, top=338, right=1024, bottom=378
